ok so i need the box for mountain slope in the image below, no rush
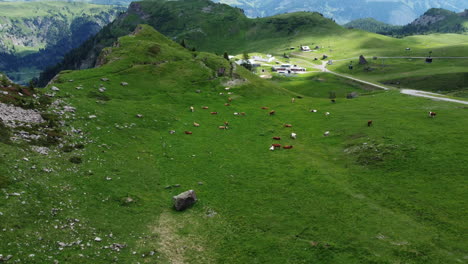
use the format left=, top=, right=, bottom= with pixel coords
left=397, top=8, right=468, bottom=35
left=0, top=1, right=125, bottom=84
left=1, top=24, right=468, bottom=263
left=344, top=18, right=403, bottom=34
left=37, top=0, right=343, bottom=86
left=215, top=0, right=467, bottom=25
left=348, top=8, right=468, bottom=36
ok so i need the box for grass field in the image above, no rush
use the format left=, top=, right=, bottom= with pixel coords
left=0, top=25, right=467, bottom=263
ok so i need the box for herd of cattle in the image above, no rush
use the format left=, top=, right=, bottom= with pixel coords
left=177, top=97, right=438, bottom=151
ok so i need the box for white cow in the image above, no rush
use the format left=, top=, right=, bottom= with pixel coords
left=291, top=133, right=297, bottom=139
left=324, top=131, right=330, bottom=136
left=269, top=146, right=275, bottom=151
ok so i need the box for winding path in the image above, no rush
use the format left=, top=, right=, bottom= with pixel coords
left=291, top=53, right=468, bottom=105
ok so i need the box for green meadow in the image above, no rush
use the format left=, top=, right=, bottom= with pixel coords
left=0, top=25, right=467, bottom=263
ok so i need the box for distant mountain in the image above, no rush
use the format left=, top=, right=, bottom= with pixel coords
left=0, top=0, right=132, bottom=5
left=344, top=18, right=403, bottom=34
left=347, top=8, right=468, bottom=36
left=37, top=0, right=343, bottom=86
left=397, top=8, right=468, bottom=34
left=0, top=2, right=125, bottom=84
left=214, top=0, right=467, bottom=25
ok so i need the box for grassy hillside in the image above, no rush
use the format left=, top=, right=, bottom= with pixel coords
left=1, top=24, right=467, bottom=263
left=38, top=0, right=468, bottom=88
left=344, top=18, right=402, bottom=34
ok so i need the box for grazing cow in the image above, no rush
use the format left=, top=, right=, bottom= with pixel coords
left=193, top=122, right=200, bottom=127
left=228, top=97, right=233, bottom=102
left=310, top=109, right=318, bottom=113
left=218, top=126, right=228, bottom=130
left=291, top=133, right=297, bottom=139
left=202, top=106, right=209, bottom=109
left=272, top=143, right=281, bottom=148
left=269, top=110, right=276, bottom=116
left=324, top=131, right=330, bottom=137
left=284, top=124, right=292, bottom=128
left=224, top=121, right=229, bottom=126
left=261, top=107, right=269, bottom=110
left=269, top=146, right=275, bottom=151
left=291, top=98, right=295, bottom=103
left=233, top=112, right=239, bottom=116
left=331, top=99, right=336, bottom=103
left=225, top=103, right=230, bottom=106
left=211, top=112, right=218, bottom=115
left=325, top=112, right=330, bottom=116
left=169, top=130, right=176, bottom=134
left=240, top=112, right=246, bottom=116
left=429, top=112, right=437, bottom=118
left=185, top=131, right=193, bottom=135
left=283, top=145, right=293, bottom=149
left=367, top=120, right=373, bottom=127
left=272, top=137, right=281, bottom=140
left=190, top=106, right=195, bottom=112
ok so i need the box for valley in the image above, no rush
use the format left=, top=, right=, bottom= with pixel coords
left=0, top=2, right=125, bottom=84
left=0, top=0, right=467, bottom=263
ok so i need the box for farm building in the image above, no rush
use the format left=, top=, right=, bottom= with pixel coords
left=272, top=64, right=306, bottom=73
left=301, top=46, right=311, bottom=51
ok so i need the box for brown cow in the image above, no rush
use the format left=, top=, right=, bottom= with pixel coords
left=224, top=121, right=229, bottom=126
left=272, top=144, right=281, bottom=148
left=367, top=120, right=373, bottom=127
left=185, top=131, right=193, bottom=135
left=269, top=110, right=276, bottom=116
left=284, top=124, right=292, bottom=128
left=283, top=145, right=293, bottom=149
left=218, top=126, right=228, bottom=130
left=240, top=112, right=246, bottom=116
left=211, top=112, right=218, bottom=115
left=202, top=106, right=209, bottom=109
left=261, top=107, right=269, bottom=110
left=272, top=137, right=281, bottom=140
left=228, top=97, right=233, bottom=102
left=225, top=103, right=230, bottom=106
left=429, top=112, right=437, bottom=118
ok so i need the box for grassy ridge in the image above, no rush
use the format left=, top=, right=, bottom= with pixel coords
left=1, top=25, right=467, bottom=263
left=38, top=0, right=468, bottom=88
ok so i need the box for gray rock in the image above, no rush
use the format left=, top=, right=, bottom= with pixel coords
left=51, top=86, right=60, bottom=91
left=346, top=92, right=359, bottom=99
left=173, top=190, right=197, bottom=211
left=359, top=55, right=368, bottom=65
left=0, top=254, right=13, bottom=261
left=101, top=78, right=109, bottom=82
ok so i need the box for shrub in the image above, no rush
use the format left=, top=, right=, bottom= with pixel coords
left=69, top=156, right=82, bottom=164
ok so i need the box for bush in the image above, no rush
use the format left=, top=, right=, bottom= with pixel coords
left=69, top=156, right=82, bottom=164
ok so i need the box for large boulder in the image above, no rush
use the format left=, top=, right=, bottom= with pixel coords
left=173, top=190, right=197, bottom=211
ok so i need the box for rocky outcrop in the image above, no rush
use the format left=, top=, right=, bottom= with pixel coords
left=0, top=103, right=44, bottom=128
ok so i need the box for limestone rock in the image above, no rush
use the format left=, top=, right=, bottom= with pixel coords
left=173, top=190, right=197, bottom=211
